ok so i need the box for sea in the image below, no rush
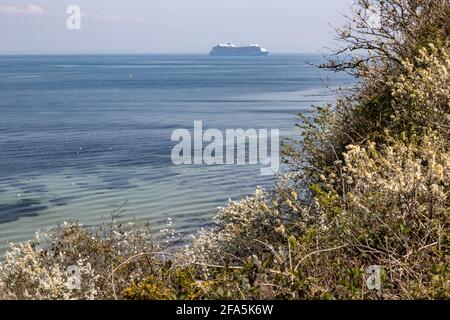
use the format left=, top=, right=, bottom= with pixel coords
left=0, top=54, right=353, bottom=253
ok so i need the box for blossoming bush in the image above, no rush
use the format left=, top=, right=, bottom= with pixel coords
left=390, top=45, right=450, bottom=134
left=297, top=132, right=449, bottom=299
left=183, top=188, right=291, bottom=266
left=0, top=221, right=161, bottom=299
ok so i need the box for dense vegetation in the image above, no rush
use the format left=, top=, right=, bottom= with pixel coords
left=1, top=0, right=449, bottom=300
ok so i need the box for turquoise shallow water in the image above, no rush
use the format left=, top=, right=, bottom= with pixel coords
left=0, top=54, right=353, bottom=252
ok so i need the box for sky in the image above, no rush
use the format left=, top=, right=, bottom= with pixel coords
left=0, top=0, right=353, bottom=54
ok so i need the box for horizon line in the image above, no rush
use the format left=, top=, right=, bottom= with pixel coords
left=0, top=51, right=323, bottom=56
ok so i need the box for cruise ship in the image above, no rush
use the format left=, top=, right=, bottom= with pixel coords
left=209, top=43, right=269, bottom=56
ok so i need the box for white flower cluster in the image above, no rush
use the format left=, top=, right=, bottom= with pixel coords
left=390, top=45, right=450, bottom=133
left=340, top=133, right=449, bottom=202
left=0, top=222, right=157, bottom=300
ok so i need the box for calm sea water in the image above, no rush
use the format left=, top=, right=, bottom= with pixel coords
left=0, top=54, right=352, bottom=252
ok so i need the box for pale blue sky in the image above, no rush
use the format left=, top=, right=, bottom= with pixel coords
left=0, top=0, right=353, bottom=53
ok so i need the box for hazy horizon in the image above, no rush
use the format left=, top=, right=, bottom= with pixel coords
left=0, top=0, right=353, bottom=54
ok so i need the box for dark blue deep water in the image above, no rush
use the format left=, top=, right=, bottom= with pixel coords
left=0, top=54, right=352, bottom=251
